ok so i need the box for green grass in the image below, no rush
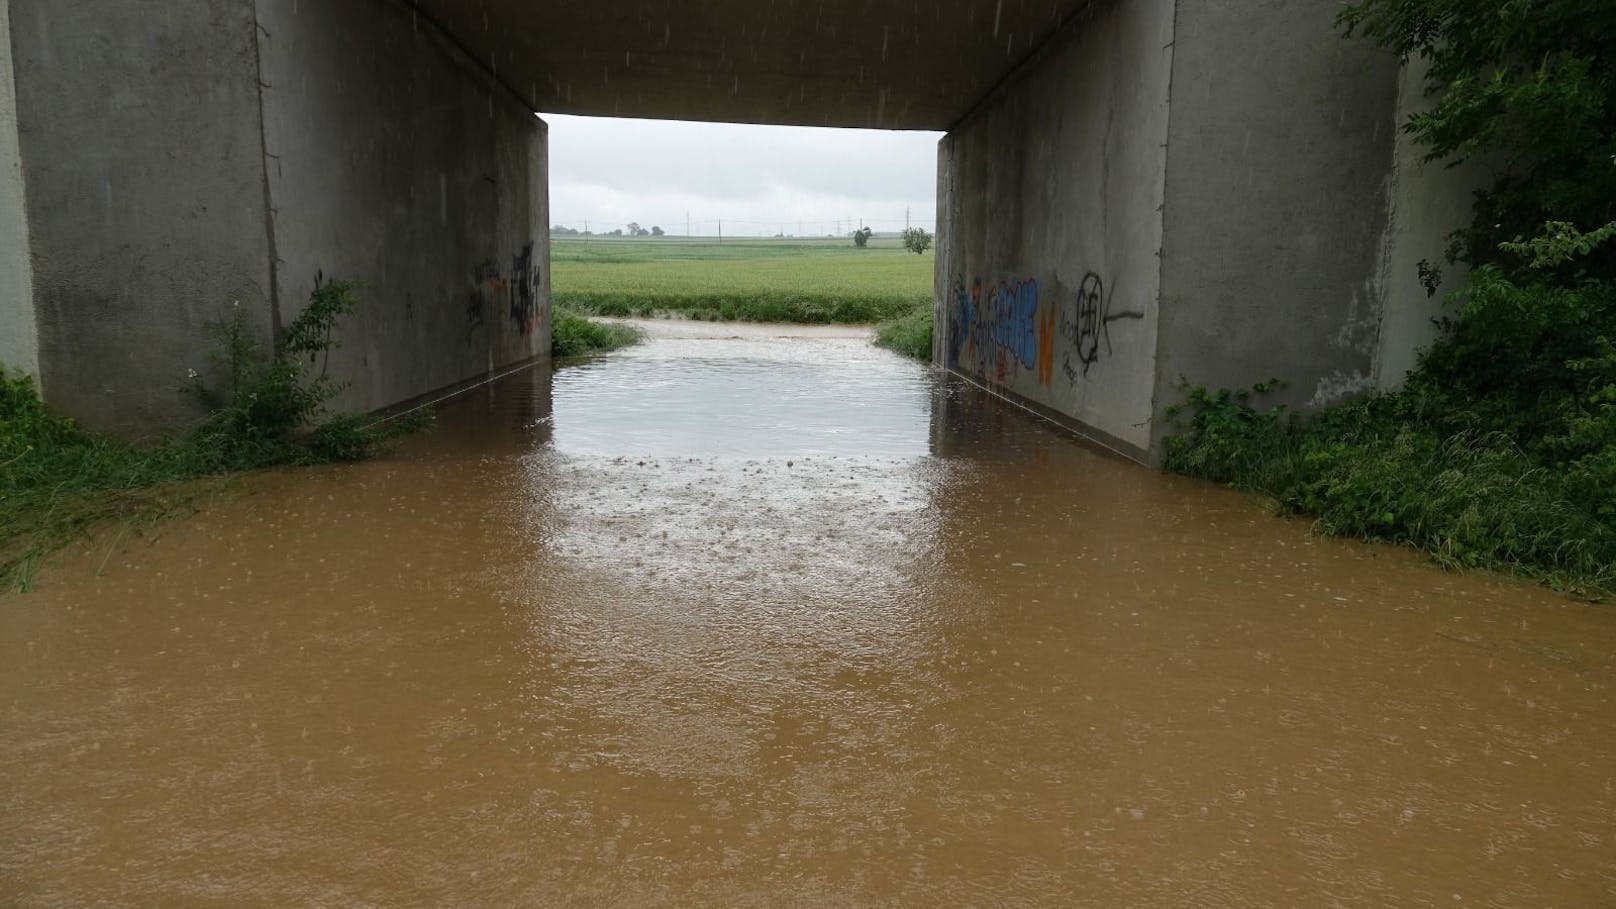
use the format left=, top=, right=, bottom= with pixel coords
left=0, top=370, right=223, bottom=591
left=1, top=281, right=426, bottom=592
left=1, top=367, right=424, bottom=593
left=1165, top=380, right=1616, bottom=600
left=0, top=369, right=270, bottom=592
left=873, top=303, right=934, bottom=360
left=1164, top=259, right=1616, bottom=599
left=552, top=307, right=644, bottom=357
left=552, top=236, right=932, bottom=324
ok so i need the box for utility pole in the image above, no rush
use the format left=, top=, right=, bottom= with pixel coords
left=584, top=220, right=589, bottom=248
left=718, top=218, right=722, bottom=245
left=686, top=211, right=691, bottom=237
left=906, top=207, right=911, bottom=231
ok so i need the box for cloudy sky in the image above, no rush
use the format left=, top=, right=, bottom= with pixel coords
left=545, top=114, right=942, bottom=238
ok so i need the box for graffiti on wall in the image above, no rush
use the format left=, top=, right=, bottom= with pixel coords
left=948, top=269, right=1144, bottom=387
left=1060, top=272, right=1144, bottom=381
left=510, top=242, right=541, bottom=336
left=464, top=241, right=545, bottom=340
left=948, top=277, right=1049, bottom=384
left=466, top=259, right=502, bottom=337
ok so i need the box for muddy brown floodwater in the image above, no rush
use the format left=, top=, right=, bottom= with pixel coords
left=3, top=321, right=1614, bottom=907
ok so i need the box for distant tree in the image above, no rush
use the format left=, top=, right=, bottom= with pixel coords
left=608, top=228, right=623, bottom=237
left=626, top=222, right=642, bottom=236
left=852, top=226, right=874, bottom=249
left=650, top=225, right=664, bottom=237
left=901, top=227, right=933, bottom=255
left=552, top=224, right=581, bottom=236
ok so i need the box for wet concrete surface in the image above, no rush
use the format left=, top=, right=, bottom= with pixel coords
left=3, top=321, right=1614, bottom=906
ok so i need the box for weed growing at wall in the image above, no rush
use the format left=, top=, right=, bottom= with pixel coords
left=188, top=278, right=427, bottom=469
left=0, top=279, right=427, bottom=591
left=1166, top=258, right=1616, bottom=597
left=1165, top=384, right=1616, bottom=597
left=1165, top=4, right=1616, bottom=596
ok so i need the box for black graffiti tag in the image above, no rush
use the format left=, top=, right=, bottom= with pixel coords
left=466, top=259, right=499, bottom=337
left=509, top=242, right=540, bottom=335
left=1066, top=271, right=1144, bottom=379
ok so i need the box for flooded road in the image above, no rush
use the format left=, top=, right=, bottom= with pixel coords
left=4, top=321, right=1615, bottom=907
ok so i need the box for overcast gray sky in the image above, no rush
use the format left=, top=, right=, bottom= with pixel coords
left=545, top=114, right=942, bottom=238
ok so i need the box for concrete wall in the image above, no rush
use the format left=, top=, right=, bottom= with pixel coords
left=937, top=0, right=1176, bottom=459
left=255, top=0, right=549, bottom=417
left=1153, top=0, right=1402, bottom=440
left=937, top=0, right=1416, bottom=462
left=7, top=0, right=548, bottom=437
left=1374, top=59, right=1486, bottom=389
left=9, top=0, right=275, bottom=437
left=0, top=0, right=37, bottom=384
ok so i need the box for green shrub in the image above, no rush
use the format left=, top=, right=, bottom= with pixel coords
left=1165, top=253, right=1616, bottom=594
left=873, top=304, right=934, bottom=361
left=552, top=308, right=643, bottom=357
left=1164, top=381, right=1616, bottom=597
left=901, top=227, right=933, bottom=256
left=0, top=279, right=427, bottom=591
left=1162, top=5, right=1616, bottom=597
left=185, top=278, right=427, bottom=470
left=1338, top=0, right=1616, bottom=277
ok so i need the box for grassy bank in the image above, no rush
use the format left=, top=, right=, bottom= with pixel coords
left=1165, top=2, right=1616, bottom=598
left=1, top=281, right=424, bottom=592
left=1, top=369, right=220, bottom=591
left=552, top=307, right=644, bottom=357
left=872, top=303, right=934, bottom=361
left=1166, top=268, right=1616, bottom=599
left=552, top=237, right=930, bottom=324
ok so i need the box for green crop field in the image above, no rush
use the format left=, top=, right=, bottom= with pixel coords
left=551, top=236, right=932, bottom=324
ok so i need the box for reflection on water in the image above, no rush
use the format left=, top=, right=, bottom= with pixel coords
left=3, top=321, right=1614, bottom=907
left=552, top=333, right=931, bottom=459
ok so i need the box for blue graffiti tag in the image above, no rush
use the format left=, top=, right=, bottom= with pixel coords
left=988, top=278, right=1040, bottom=369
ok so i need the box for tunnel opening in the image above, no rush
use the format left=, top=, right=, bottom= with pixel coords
left=534, top=112, right=944, bottom=459
left=543, top=112, right=940, bottom=332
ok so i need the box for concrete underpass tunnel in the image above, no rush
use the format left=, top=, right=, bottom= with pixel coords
left=499, top=0, right=1450, bottom=465
left=3, top=0, right=1455, bottom=465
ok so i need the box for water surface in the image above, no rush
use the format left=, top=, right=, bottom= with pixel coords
left=3, top=321, right=1613, bottom=906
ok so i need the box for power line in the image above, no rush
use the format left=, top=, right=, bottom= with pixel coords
left=553, top=212, right=937, bottom=238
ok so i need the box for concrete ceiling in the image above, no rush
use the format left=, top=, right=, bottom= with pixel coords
left=411, top=0, right=1090, bottom=130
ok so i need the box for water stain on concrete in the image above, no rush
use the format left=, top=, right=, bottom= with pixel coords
left=3, top=324, right=1613, bottom=906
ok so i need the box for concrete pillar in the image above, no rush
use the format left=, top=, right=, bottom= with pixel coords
left=936, top=0, right=1408, bottom=463
left=1153, top=0, right=1401, bottom=430
left=936, top=0, right=1176, bottom=461
left=0, top=0, right=39, bottom=385
left=254, top=0, right=550, bottom=418
left=1374, top=59, right=1488, bottom=389
left=9, top=0, right=275, bottom=438
left=5, top=0, right=548, bottom=438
